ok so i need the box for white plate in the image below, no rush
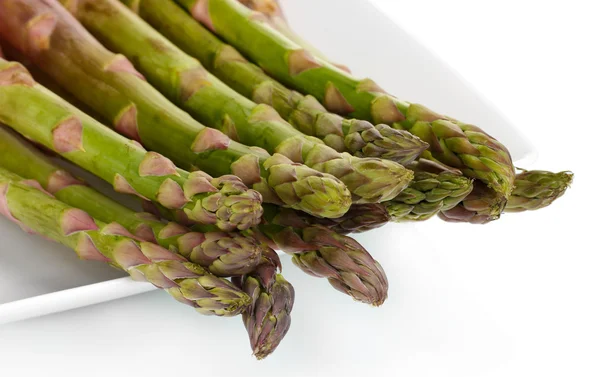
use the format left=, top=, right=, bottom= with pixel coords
left=0, top=0, right=535, bottom=326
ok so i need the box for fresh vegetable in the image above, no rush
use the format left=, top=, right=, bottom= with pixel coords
left=176, top=0, right=515, bottom=204
left=0, top=166, right=250, bottom=316
left=307, top=159, right=473, bottom=230
left=385, top=160, right=474, bottom=221
left=260, top=204, right=388, bottom=306
left=0, top=59, right=263, bottom=230
left=0, top=126, right=271, bottom=277
left=506, top=170, right=573, bottom=212
left=0, top=0, right=351, bottom=219
left=236, top=0, right=351, bottom=72
left=0, top=0, right=572, bottom=360
left=233, top=256, right=294, bottom=359
left=0, top=58, right=263, bottom=231
left=440, top=169, right=574, bottom=223
left=121, top=0, right=428, bottom=164
left=146, top=198, right=389, bottom=306
left=62, top=0, right=413, bottom=204
left=303, top=203, right=391, bottom=235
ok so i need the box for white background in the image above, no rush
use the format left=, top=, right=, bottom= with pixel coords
left=1, top=0, right=599, bottom=376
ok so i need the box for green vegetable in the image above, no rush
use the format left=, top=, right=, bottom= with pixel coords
left=145, top=198, right=389, bottom=306
left=439, top=169, right=573, bottom=223
left=438, top=181, right=507, bottom=224
left=62, top=0, right=412, bottom=204
left=234, top=256, right=294, bottom=359
left=177, top=0, right=515, bottom=201
left=236, top=0, right=350, bottom=72
left=300, top=203, right=391, bottom=235
left=0, top=126, right=269, bottom=277
left=261, top=204, right=389, bottom=306
left=0, top=0, right=351, bottom=219
left=0, top=59, right=264, bottom=231
left=124, top=0, right=428, bottom=164
left=385, top=160, right=474, bottom=221
left=506, top=170, right=573, bottom=212
left=0, top=166, right=250, bottom=316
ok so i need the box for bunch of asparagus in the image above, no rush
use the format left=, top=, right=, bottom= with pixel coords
left=0, top=0, right=572, bottom=359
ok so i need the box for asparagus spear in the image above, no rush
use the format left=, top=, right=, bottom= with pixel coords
left=0, top=41, right=110, bottom=122
left=120, top=0, right=428, bottom=165
left=441, top=169, right=573, bottom=223
left=260, top=204, right=388, bottom=306
left=505, top=170, right=573, bottom=212
left=144, top=198, right=388, bottom=305
left=438, top=181, right=507, bottom=224
left=176, top=0, right=516, bottom=202
left=0, top=58, right=263, bottom=232
left=299, top=171, right=472, bottom=232
left=234, top=0, right=349, bottom=72
left=0, top=126, right=268, bottom=277
left=384, top=163, right=474, bottom=222
left=233, top=256, right=294, bottom=359
left=0, top=167, right=250, bottom=316
left=0, top=0, right=351, bottom=219
left=307, top=160, right=473, bottom=231
left=304, top=203, right=391, bottom=235
left=60, top=0, right=413, bottom=204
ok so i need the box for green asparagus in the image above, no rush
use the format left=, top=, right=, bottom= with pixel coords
left=0, top=58, right=263, bottom=231
left=439, top=169, right=573, bottom=223
left=303, top=203, right=391, bottom=235
left=235, top=0, right=350, bottom=72
left=441, top=168, right=574, bottom=224
left=177, top=0, right=515, bottom=201
left=0, top=41, right=109, bottom=122
left=505, top=170, right=573, bottom=212
left=302, top=169, right=473, bottom=231
left=62, top=0, right=413, bottom=203
left=438, top=181, right=507, bottom=224
left=385, top=160, right=474, bottom=221
left=0, top=0, right=351, bottom=219
left=0, top=126, right=268, bottom=277
left=122, top=0, right=428, bottom=164
left=143, top=198, right=388, bottom=305
left=0, top=167, right=250, bottom=316
left=233, top=256, right=294, bottom=359
left=260, top=204, right=388, bottom=306
left=307, top=160, right=473, bottom=230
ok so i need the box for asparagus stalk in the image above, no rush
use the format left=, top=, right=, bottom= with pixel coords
left=0, top=167, right=250, bottom=316
left=384, top=161, right=474, bottom=221
left=0, top=0, right=351, bottom=219
left=235, top=0, right=348, bottom=72
left=0, top=41, right=109, bottom=122
left=0, top=126, right=268, bottom=277
left=441, top=169, right=573, bottom=223
left=143, top=198, right=388, bottom=305
left=260, top=204, right=389, bottom=306
left=385, top=171, right=473, bottom=221
left=300, top=171, right=473, bottom=232
left=176, top=0, right=516, bottom=201
left=233, top=256, right=294, bottom=359
left=61, top=0, right=413, bottom=204
left=307, top=160, right=473, bottom=231
left=303, top=203, right=391, bottom=235
left=438, top=181, right=507, bottom=224
left=0, top=58, right=263, bottom=231
left=121, top=0, right=428, bottom=165
left=505, top=170, right=573, bottom=212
